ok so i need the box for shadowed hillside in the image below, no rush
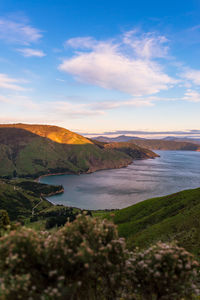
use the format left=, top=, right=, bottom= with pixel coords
left=129, top=139, right=200, bottom=151
left=103, top=142, right=159, bottom=159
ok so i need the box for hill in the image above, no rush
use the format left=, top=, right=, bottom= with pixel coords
left=0, top=124, right=135, bottom=178
left=129, top=139, right=200, bottom=151
left=163, top=136, right=200, bottom=145
left=0, top=123, right=92, bottom=145
left=0, top=178, right=59, bottom=220
left=106, top=188, right=200, bottom=255
left=103, top=142, right=159, bottom=159
left=0, top=124, right=159, bottom=179
left=92, top=135, right=200, bottom=151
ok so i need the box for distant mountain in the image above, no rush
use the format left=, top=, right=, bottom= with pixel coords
left=163, top=136, right=200, bottom=145
left=91, top=135, right=143, bottom=143
left=128, top=139, right=200, bottom=151
left=92, top=134, right=200, bottom=151
left=0, top=124, right=157, bottom=179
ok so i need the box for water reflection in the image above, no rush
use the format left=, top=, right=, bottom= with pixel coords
left=40, top=151, right=200, bottom=210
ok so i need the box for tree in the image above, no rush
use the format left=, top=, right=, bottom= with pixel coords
left=0, top=209, right=10, bottom=229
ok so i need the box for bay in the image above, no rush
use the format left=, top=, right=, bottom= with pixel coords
left=40, top=150, right=200, bottom=210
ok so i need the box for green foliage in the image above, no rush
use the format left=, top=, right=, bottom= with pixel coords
left=0, top=210, right=10, bottom=230
left=0, top=179, right=53, bottom=220
left=15, top=180, right=63, bottom=197
left=44, top=208, right=77, bottom=229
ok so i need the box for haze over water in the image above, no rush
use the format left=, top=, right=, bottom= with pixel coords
left=40, top=151, right=200, bottom=210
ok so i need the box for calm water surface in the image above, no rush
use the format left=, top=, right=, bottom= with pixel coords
left=40, top=151, right=200, bottom=210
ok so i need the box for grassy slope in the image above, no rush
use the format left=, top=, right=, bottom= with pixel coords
left=0, top=125, right=133, bottom=178
left=129, top=139, right=200, bottom=151
left=102, top=188, right=200, bottom=255
left=0, top=179, right=63, bottom=220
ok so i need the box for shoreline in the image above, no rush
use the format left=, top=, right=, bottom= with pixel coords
left=36, top=154, right=159, bottom=183
left=36, top=160, right=134, bottom=182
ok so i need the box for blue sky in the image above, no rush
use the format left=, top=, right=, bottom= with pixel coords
left=0, top=0, right=200, bottom=137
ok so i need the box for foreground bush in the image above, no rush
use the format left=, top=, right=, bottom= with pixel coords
left=0, top=215, right=128, bottom=300
left=0, top=215, right=199, bottom=300
left=129, top=242, right=199, bottom=299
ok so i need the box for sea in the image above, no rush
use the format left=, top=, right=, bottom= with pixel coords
left=40, top=150, right=200, bottom=210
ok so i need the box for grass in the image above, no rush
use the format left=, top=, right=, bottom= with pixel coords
left=100, top=187, right=200, bottom=256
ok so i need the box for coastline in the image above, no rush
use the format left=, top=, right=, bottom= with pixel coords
left=36, top=160, right=133, bottom=182
left=36, top=153, right=159, bottom=183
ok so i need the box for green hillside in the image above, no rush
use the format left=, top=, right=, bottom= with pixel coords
left=0, top=179, right=62, bottom=220
left=103, top=188, right=200, bottom=255
left=0, top=178, right=83, bottom=232
left=0, top=125, right=134, bottom=178
left=0, top=124, right=160, bottom=179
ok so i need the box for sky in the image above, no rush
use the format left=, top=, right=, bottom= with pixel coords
left=1, top=0, right=200, bottom=137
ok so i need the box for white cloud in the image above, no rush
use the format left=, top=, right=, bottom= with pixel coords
left=123, top=30, right=169, bottom=59
left=59, top=47, right=175, bottom=97
left=60, top=32, right=176, bottom=97
left=17, top=48, right=46, bottom=57
left=0, top=73, right=26, bottom=91
left=65, top=37, right=97, bottom=49
left=0, top=18, right=42, bottom=45
left=183, top=69, right=200, bottom=85
left=183, top=90, right=200, bottom=102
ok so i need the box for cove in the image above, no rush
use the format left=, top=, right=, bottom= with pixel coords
left=40, top=150, right=200, bottom=210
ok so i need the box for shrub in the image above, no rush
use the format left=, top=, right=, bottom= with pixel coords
left=0, top=215, right=128, bottom=300
left=0, top=216, right=199, bottom=300
left=128, top=242, right=199, bottom=299
left=0, top=209, right=10, bottom=230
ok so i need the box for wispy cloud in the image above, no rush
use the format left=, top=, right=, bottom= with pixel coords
left=17, top=48, right=46, bottom=57
left=65, top=37, right=97, bottom=49
left=183, top=68, right=200, bottom=85
left=0, top=73, right=26, bottom=91
left=83, top=129, right=200, bottom=136
left=183, top=89, right=200, bottom=102
left=0, top=17, right=42, bottom=45
left=0, top=94, right=38, bottom=108
left=123, top=30, right=169, bottom=59
left=59, top=31, right=176, bottom=97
